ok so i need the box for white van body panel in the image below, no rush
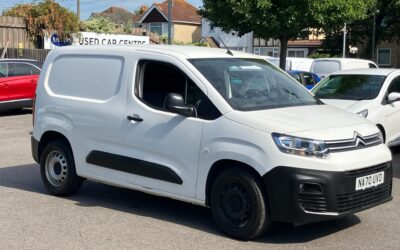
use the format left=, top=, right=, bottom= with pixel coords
left=266, top=57, right=314, bottom=71
left=311, top=58, right=378, bottom=78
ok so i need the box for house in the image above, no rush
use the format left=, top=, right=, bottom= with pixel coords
left=201, top=19, right=253, bottom=53
left=374, top=40, right=400, bottom=68
left=91, top=6, right=134, bottom=25
left=133, top=0, right=201, bottom=43
left=254, top=30, right=324, bottom=58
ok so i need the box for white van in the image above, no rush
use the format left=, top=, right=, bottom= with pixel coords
left=311, top=58, right=378, bottom=78
left=32, top=45, right=392, bottom=240
left=267, top=57, right=314, bottom=71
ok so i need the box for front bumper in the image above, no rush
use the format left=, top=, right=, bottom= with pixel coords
left=263, top=162, right=392, bottom=225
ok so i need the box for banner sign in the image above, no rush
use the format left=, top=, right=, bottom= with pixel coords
left=44, top=32, right=149, bottom=49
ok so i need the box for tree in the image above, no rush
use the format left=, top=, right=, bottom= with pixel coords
left=199, top=0, right=374, bottom=69
left=322, top=0, right=400, bottom=59
left=82, top=16, right=118, bottom=34
left=134, top=4, right=149, bottom=15
left=4, top=0, right=79, bottom=46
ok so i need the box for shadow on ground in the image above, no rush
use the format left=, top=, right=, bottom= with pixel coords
left=0, top=108, right=32, bottom=117
left=390, top=146, right=400, bottom=178
left=0, top=163, right=367, bottom=243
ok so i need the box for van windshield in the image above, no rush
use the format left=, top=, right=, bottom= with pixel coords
left=312, top=74, right=386, bottom=100
left=189, top=58, right=319, bottom=111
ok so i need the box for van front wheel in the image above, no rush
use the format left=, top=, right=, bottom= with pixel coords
left=40, top=141, right=83, bottom=196
left=210, top=168, right=270, bottom=240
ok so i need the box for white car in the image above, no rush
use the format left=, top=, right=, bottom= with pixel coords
left=312, top=68, right=400, bottom=147
left=311, top=58, right=378, bottom=78
left=32, top=45, right=392, bottom=240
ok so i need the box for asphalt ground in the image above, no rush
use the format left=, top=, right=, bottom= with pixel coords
left=0, top=110, right=399, bottom=250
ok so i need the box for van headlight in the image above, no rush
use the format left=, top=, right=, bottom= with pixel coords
left=272, top=133, right=329, bottom=158
left=356, top=109, right=368, bottom=118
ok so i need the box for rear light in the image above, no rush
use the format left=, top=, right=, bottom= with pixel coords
left=32, top=93, right=36, bottom=126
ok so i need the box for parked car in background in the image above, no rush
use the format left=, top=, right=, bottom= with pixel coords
left=312, top=68, right=400, bottom=147
left=267, top=57, right=314, bottom=71
left=0, top=59, right=42, bottom=111
left=32, top=45, right=392, bottom=240
left=311, top=58, right=378, bottom=79
left=287, top=70, right=321, bottom=89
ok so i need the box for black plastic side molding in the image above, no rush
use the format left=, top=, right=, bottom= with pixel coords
left=86, top=150, right=183, bottom=185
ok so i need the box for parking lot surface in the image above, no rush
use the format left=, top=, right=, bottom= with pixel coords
left=0, top=110, right=399, bottom=249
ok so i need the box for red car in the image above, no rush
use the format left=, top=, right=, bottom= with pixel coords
left=0, top=59, right=42, bottom=111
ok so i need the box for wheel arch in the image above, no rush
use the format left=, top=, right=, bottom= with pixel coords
left=38, top=131, right=72, bottom=162
left=376, top=124, right=386, bottom=143
left=205, top=159, right=264, bottom=207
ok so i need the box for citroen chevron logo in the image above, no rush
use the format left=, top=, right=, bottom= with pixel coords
left=354, top=132, right=366, bottom=147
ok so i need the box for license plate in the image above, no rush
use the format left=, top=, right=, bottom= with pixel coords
left=355, top=172, right=384, bottom=191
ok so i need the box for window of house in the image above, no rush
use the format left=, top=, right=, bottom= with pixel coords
left=287, top=49, right=306, bottom=58
left=136, top=61, right=220, bottom=120
left=377, top=48, right=391, bottom=66
left=150, top=22, right=163, bottom=36
left=255, top=47, right=279, bottom=57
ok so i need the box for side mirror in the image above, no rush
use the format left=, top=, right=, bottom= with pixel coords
left=164, top=93, right=196, bottom=117
left=387, top=92, right=400, bottom=104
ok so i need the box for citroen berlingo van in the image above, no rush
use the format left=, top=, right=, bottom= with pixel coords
left=32, top=45, right=392, bottom=240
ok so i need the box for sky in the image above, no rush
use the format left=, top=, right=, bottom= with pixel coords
left=0, top=0, right=203, bottom=20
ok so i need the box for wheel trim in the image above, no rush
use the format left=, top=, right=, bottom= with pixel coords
left=220, top=183, right=252, bottom=228
left=45, top=150, right=68, bottom=187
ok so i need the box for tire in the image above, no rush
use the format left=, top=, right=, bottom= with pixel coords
left=210, top=167, right=270, bottom=240
left=40, top=140, right=83, bottom=196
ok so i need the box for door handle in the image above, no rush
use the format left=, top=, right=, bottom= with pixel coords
left=127, top=114, right=143, bottom=122
left=30, top=79, right=37, bottom=83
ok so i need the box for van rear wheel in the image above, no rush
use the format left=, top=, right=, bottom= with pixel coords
left=40, top=141, right=83, bottom=196
left=210, top=168, right=270, bottom=240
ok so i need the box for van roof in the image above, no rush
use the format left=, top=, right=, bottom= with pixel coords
left=330, top=68, right=399, bottom=76
left=313, top=58, right=374, bottom=63
left=53, top=45, right=260, bottom=60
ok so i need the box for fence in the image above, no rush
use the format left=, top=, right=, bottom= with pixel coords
left=0, top=16, right=34, bottom=49
left=1, top=48, right=50, bottom=62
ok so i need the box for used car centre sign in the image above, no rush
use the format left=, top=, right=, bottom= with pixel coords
left=44, top=32, right=150, bottom=49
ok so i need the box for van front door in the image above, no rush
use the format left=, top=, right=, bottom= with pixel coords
left=121, top=55, right=208, bottom=198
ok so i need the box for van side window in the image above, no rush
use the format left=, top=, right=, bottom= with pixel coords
left=388, top=76, right=400, bottom=94
left=136, top=60, right=221, bottom=120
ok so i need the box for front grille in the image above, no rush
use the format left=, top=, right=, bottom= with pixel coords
left=298, top=193, right=328, bottom=213
left=336, top=182, right=392, bottom=213
left=326, top=132, right=383, bottom=152
left=346, top=162, right=390, bottom=177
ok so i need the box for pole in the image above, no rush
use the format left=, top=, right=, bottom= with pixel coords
left=77, top=0, right=80, bottom=21
left=343, top=23, right=346, bottom=58
left=372, top=12, right=376, bottom=61
left=167, top=0, right=172, bottom=44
